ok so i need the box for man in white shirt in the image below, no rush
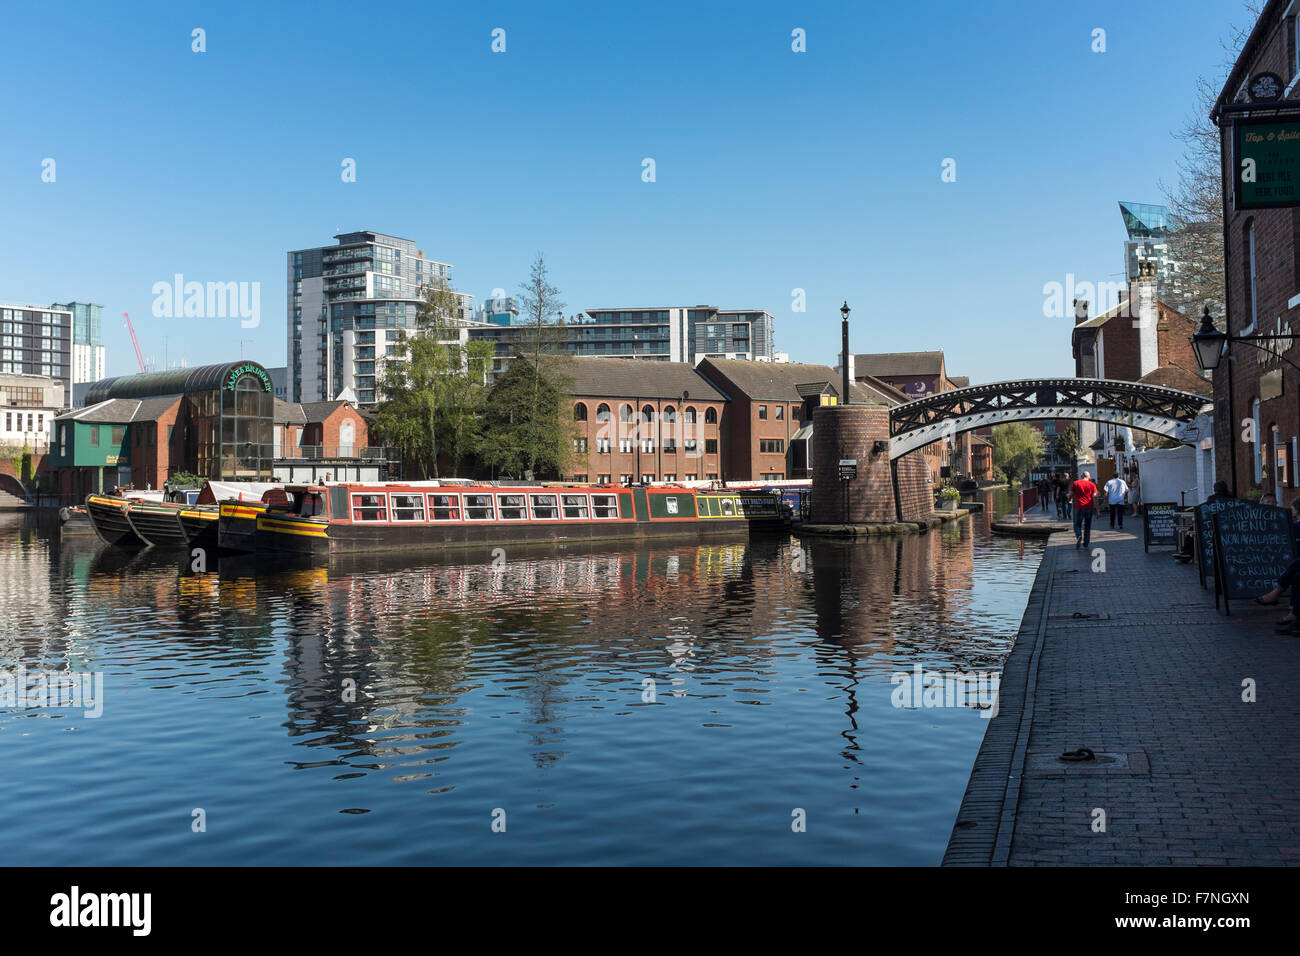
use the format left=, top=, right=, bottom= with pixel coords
left=1104, top=474, right=1129, bottom=529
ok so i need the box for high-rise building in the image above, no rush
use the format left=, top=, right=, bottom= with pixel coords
left=1118, top=201, right=1185, bottom=302
left=0, top=304, right=72, bottom=401
left=50, top=301, right=106, bottom=387
left=288, top=231, right=473, bottom=404
left=468, top=305, right=777, bottom=380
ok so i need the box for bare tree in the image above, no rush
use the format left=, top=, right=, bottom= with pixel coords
left=1162, top=6, right=1259, bottom=320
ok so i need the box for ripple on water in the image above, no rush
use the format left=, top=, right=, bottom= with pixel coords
left=0, top=512, right=1040, bottom=865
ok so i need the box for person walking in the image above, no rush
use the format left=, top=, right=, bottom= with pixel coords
left=1038, top=477, right=1051, bottom=512
left=1060, top=473, right=1073, bottom=520
left=1104, top=473, right=1129, bottom=529
left=1071, top=470, right=1098, bottom=548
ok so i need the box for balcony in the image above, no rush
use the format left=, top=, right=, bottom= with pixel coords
left=279, top=445, right=401, bottom=463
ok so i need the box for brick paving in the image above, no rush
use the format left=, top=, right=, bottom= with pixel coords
left=944, top=518, right=1300, bottom=866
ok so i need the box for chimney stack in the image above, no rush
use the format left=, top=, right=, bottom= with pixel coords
left=1073, top=299, right=1090, bottom=326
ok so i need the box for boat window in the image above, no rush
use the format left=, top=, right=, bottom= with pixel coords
left=591, top=494, right=619, bottom=518
left=391, top=493, right=425, bottom=521
left=499, top=493, right=527, bottom=519
left=427, top=493, right=460, bottom=521
left=720, top=497, right=735, bottom=516
left=299, top=493, right=323, bottom=517
left=665, top=496, right=679, bottom=515
left=464, top=494, right=495, bottom=520
left=561, top=494, right=589, bottom=519
left=530, top=494, right=559, bottom=519
left=351, top=493, right=387, bottom=522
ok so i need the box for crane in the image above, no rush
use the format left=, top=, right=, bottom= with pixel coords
left=123, top=312, right=147, bottom=373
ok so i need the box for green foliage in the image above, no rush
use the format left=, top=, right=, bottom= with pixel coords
left=480, top=355, right=574, bottom=479
left=372, top=281, right=493, bottom=478
left=166, top=471, right=206, bottom=488
left=991, top=423, right=1046, bottom=486
left=1053, top=426, right=1080, bottom=466
left=1243, top=486, right=1264, bottom=502
left=937, top=484, right=962, bottom=501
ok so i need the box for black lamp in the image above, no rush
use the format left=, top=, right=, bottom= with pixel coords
left=1191, top=305, right=1228, bottom=372
left=840, top=301, right=851, bottom=402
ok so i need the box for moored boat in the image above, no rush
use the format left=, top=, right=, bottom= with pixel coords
left=85, top=493, right=156, bottom=548
left=253, top=482, right=786, bottom=556
left=124, top=499, right=194, bottom=548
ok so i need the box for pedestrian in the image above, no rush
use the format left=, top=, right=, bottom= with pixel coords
left=1104, top=473, right=1129, bottom=529
left=1038, top=476, right=1051, bottom=512
left=1256, top=500, right=1300, bottom=633
left=1060, top=473, right=1073, bottom=520
left=1129, top=470, right=1141, bottom=517
left=1207, top=480, right=1233, bottom=501
left=1071, top=470, right=1098, bottom=549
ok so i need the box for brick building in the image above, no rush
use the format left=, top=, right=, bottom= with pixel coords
left=555, top=356, right=728, bottom=484
left=852, top=351, right=974, bottom=481
left=51, top=361, right=382, bottom=498
left=695, top=358, right=882, bottom=482
left=1070, top=263, right=1204, bottom=462
left=1211, top=0, right=1300, bottom=500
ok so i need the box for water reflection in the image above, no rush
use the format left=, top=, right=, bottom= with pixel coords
left=0, top=504, right=1041, bottom=866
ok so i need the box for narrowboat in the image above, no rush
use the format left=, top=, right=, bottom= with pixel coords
left=215, top=484, right=291, bottom=553
left=253, top=482, right=786, bottom=555
left=125, top=492, right=210, bottom=548
left=85, top=492, right=165, bottom=548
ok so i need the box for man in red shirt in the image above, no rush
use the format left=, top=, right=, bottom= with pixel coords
left=1071, top=470, right=1099, bottom=549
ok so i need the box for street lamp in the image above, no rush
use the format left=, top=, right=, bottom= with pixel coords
left=1191, top=303, right=1300, bottom=496
left=840, top=301, right=851, bottom=403
left=1190, top=306, right=1228, bottom=371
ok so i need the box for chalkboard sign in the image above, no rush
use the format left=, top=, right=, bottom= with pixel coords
left=1211, top=503, right=1296, bottom=614
left=1193, top=497, right=1252, bottom=589
left=1143, top=502, right=1178, bottom=552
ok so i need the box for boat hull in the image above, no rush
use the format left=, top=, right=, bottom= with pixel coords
left=180, top=507, right=220, bottom=553
left=255, top=511, right=755, bottom=556
left=125, top=501, right=189, bottom=548
left=218, top=501, right=271, bottom=553
left=85, top=495, right=147, bottom=548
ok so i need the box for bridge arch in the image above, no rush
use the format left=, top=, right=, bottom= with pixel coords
left=888, top=378, right=1211, bottom=460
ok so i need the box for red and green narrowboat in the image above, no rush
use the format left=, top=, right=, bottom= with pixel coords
left=253, top=482, right=786, bottom=556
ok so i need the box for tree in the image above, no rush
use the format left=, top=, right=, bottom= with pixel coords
left=480, top=355, right=574, bottom=479
left=1162, top=7, right=1257, bottom=319
left=1053, top=426, right=1080, bottom=474
left=372, top=280, right=493, bottom=478
left=991, top=423, right=1046, bottom=487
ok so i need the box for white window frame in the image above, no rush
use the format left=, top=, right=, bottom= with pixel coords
left=426, top=492, right=461, bottom=521
left=497, top=492, right=528, bottom=520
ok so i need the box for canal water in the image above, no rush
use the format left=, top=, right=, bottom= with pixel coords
left=0, top=491, right=1042, bottom=865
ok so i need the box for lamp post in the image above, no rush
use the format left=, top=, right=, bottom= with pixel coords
left=1191, top=304, right=1300, bottom=496
left=840, top=301, right=851, bottom=403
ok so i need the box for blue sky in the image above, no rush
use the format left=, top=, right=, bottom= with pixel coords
left=0, top=0, right=1252, bottom=383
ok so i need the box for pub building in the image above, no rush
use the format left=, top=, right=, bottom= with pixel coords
left=1211, top=0, right=1300, bottom=504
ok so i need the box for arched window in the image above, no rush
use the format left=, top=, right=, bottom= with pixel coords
left=705, top=407, right=718, bottom=424
left=641, top=404, right=655, bottom=423
left=574, top=403, right=588, bottom=421
left=663, top=405, right=676, bottom=422
left=619, top=404, right=634, bottom=423
left=684, top=406, right=697, bottom=423
left=596, top=403, right=611, bottom=422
